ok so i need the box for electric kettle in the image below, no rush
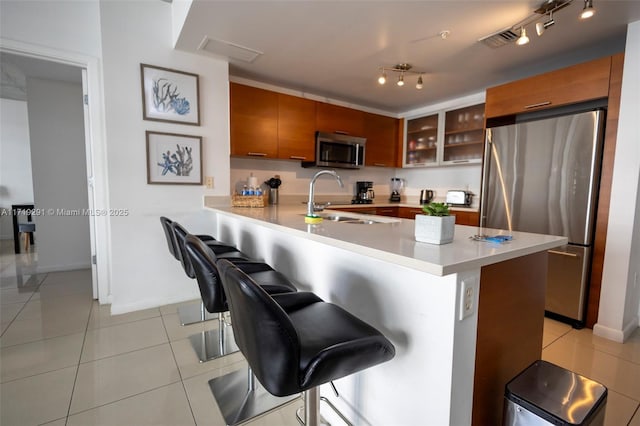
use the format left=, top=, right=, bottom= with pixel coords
left=420, top=189, right=434, bottom=204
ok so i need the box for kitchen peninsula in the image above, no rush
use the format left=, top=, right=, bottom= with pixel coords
left=204, top=202, right=566, bottom=425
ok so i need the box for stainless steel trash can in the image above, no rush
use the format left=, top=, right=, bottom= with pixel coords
left=503, top=360, right=607, bottom=426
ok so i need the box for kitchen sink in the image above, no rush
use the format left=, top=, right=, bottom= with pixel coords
left=301, top=213, right=397, bottom=225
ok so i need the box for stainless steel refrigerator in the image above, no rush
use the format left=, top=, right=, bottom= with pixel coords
left=480, top=109, right=606, bottom=326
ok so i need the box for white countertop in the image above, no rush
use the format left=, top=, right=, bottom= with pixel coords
left=206, top=204, right=567, bottom=276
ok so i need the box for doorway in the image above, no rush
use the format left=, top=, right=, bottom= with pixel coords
left=0, top=52, right=97, bottom=297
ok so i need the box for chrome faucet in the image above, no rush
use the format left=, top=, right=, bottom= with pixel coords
left=307, top=170, right=344, bottom=217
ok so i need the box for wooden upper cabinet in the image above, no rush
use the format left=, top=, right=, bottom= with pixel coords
left=277, top=93, right=316, bottom=161
left=363, top=112, right=401, bottom=168
left=316, top=103, right=365, bottom=136
left=230, top=83, right=278, bottom=158
left=485, top=56, right=612, bottom=118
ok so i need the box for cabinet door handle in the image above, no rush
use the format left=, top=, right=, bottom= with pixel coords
left=289, top=155, right=306, bottom=160
left=247, top=152, right=267, bottom=157
left=524, top=101, right=551, bottom=110
left=373, top=163, right=386, bottom=167
left=452, top=160, right=470, bottom=164
left=548, top=249, right=579, bottom=258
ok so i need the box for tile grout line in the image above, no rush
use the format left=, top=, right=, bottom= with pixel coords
left=161, top=307, right=199, bottom=425
left=0, top=273, right=48, bottom=339
left=64, top=285, right=95, bottom=426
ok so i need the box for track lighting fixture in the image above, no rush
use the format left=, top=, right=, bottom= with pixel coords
left=377, top=63, right=425, bottom=90
left=580, top=0, right=595, bottom=19
left=478, top=0, right=596, bottom=48
left=378, top=71, right=387, bottom=85
left=536, top=11, right=555, bottom=35
left=516, top=27, right=530, bottom=45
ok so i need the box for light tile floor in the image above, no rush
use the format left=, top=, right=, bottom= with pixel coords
left=1, top=239, right=639, bottom=425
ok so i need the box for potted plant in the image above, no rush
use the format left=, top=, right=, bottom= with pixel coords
left=414, top=202, right=456, bottom=244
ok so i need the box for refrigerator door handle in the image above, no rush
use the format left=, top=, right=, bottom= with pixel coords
left=548, top=249, right=579, bottom=258
left=479, top=129, right=493, bottom=228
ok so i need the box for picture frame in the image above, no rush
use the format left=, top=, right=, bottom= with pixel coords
left=146, top=131, right=203, bottom=185
left=140, top=64, right=200, bottom=125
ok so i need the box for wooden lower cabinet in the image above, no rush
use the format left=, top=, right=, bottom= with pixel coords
left=333, top=206, right=479, bottom=226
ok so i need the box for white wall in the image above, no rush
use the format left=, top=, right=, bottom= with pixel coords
left=595, top=21, right=640, bottom=341
left=0, top=0, right=102, bottom=58
left=0, top=98, right=34, bottom=239
left=26, top=77, right=91, bottom=271
left=99, top=0, right=231, bottom=313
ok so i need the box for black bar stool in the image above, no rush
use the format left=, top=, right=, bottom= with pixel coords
left=185, top=235, right=301, bottom=422
left=217, top=259, right=396, bottom=426
left=160, top=216, right=234, bottom=325
left=184, top=234, right=297, bottom=363
left=162, top=217, right=247, bottom=326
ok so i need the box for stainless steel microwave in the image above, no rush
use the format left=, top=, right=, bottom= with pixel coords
left=302, top=132, right=366, bottom=169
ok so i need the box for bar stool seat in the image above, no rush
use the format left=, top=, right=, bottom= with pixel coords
left=218, top=259, right=395, bottom=426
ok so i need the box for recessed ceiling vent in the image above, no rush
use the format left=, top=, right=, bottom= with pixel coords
left=198, top=37, right=263, bottom=63
left=478, top=28, right=520, bottom=48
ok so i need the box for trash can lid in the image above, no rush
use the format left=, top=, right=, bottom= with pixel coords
left=505, top=360, right=607, bottom=425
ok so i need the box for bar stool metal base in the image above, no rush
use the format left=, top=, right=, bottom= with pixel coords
left=178, top=302, right=217, bottom=326
left=188, top=315, right=239, bottom=363
left=209, top=369, right=299, bottom=426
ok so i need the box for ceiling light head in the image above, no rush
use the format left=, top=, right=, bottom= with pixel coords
left=397, top=73, right=405, bottom=86
left=378, top=70, right=387, bottom=85
left=416, top=75, right=423, bottom=90
left=580, top=0, right=595, bottom=19
left=516, top=27, right=530, bottom=45
left=439, top=30, right=451, bottom=40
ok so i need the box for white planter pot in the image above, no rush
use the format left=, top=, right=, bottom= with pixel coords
left=414, top=214, right=456, bottom=244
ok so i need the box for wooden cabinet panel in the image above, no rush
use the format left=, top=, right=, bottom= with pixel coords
left=450, top=209, right=480, bottom=226
left=277, top=93, right=316, bottom=161
left=485, top=56, right=611, bottom=118
left=316, top=103, right=365, bottom=136
left=230, top=83, right=278, bottom=157
left=398, top=207, right=424, bottom=219
left=363, top=113, right=401, bottom=168
left=375, top=207, right=399, bottom=217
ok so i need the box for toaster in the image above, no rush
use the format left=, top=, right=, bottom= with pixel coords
left=446, top=190, right=473, bottom=206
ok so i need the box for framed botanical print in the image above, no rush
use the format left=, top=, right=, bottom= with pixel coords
left=146, top=131, right=203, bottom=185
left=140, top=64, right=200, bottom=125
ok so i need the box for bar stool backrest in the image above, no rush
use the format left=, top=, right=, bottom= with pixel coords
left=171, top=221, right=197, bottom=278
left=185, top=234, right=227, bottom=314
left=160, top=216, right=179, bottom=260
left=218, top=259, right=301, bottom=396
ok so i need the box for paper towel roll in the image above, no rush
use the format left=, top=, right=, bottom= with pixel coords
left=248, top=175, right=258, bottom=189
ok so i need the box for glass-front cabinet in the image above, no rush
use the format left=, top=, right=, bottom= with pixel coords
left=403, top=101, right=485, bottom=167
left=443, top=104, right=485, bottom=164
left=405, top=113, right=438, bottom=166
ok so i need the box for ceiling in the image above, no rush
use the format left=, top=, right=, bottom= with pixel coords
left=174, top=0, right=640, bottom=114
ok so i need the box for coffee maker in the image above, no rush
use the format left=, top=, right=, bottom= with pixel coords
left=353, top=181, right=374, bottom=204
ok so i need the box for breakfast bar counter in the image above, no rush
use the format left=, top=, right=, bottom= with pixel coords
left=204, top=203, right=567, bottom=425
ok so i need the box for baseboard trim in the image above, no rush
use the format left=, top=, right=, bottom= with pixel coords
left=110, top=293, right=200, bottom=315
left=593, top=316, right=640, bottom=343
left=37, top=263, right=92, bottom=274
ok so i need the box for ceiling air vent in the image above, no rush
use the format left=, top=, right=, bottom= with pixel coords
left=478, top=28, right=520, bottom=48
left=198, top=37, right=263, bottom=63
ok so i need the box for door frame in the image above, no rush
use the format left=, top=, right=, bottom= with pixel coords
left=1, top=38, right=112, bottom=304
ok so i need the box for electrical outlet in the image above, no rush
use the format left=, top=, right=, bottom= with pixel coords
left=205, top=176, right=214, bottom=189
left=459, top=277, right=477, bottom=321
